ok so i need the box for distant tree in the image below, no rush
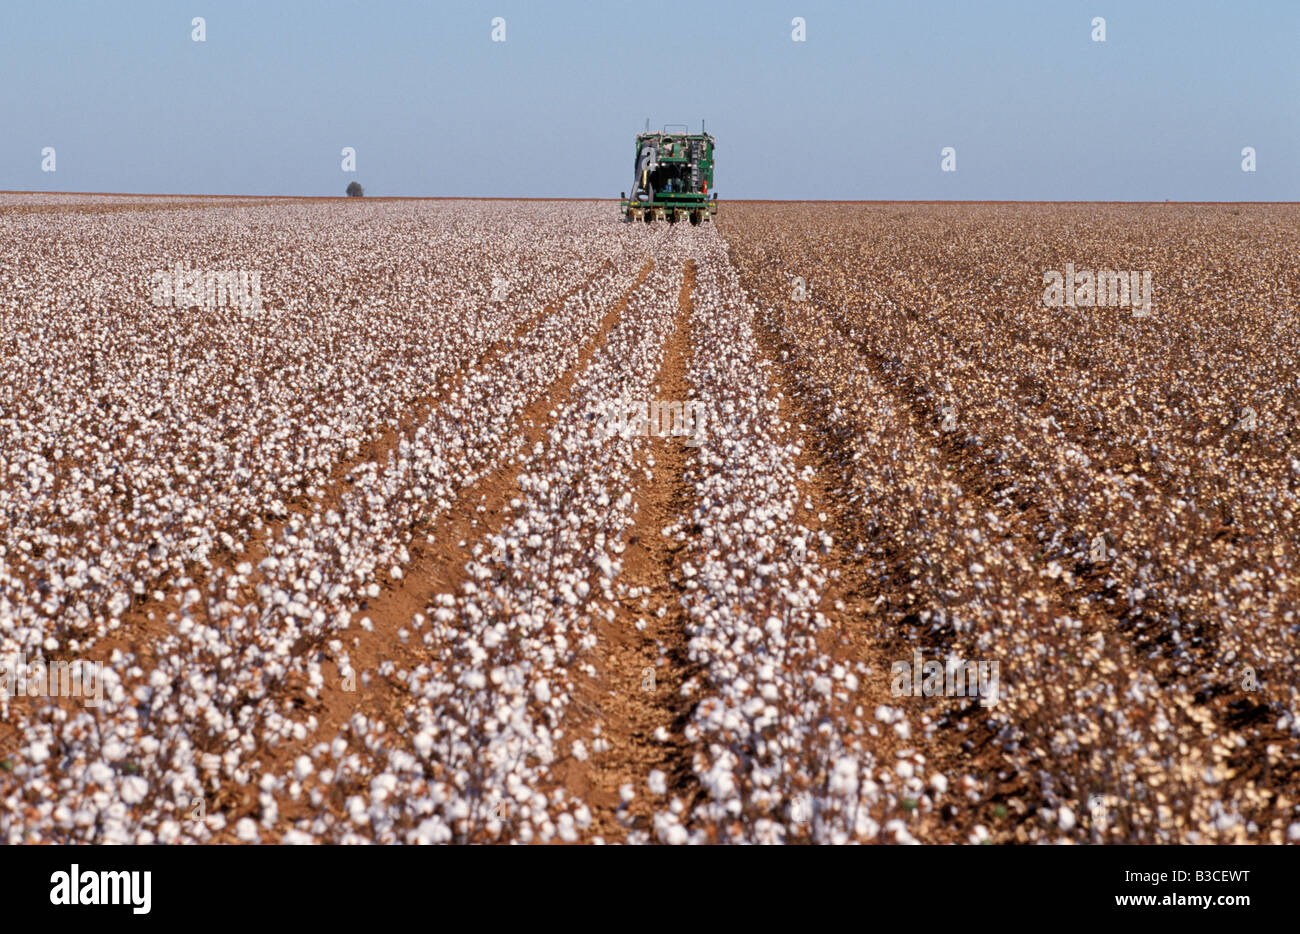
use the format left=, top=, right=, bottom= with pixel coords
left=346, top=181, right=364, bottom=197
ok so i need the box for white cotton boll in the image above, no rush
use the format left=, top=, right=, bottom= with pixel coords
left=415, top=817, right=452, bottom=844
left=346, top=796, right=368, bottom=825
left=619, top=784, right=636, bottom=803
left=827, top=757, right=858, bottom=796
left=1058, top=806, right=1076, bottom=832
left=574, top=804, right=592, bottom=830
left=571, top=741, right=588, bottom=761
left=390, top=565, right=403, bottom=580
left=28, top=741, right=49, bottom=764
left=855, top=813, right=880, bottom=841
left=120, top=776, right=149, bottom=804
left=648, top=770, right=667, bottom=796
left=930, top=774, right=948, bottom=795
left=294, top=755, right=314, bottom=779
left=370, top=774, right=398, bottom=804
left=236, top=818, right=260, bottom=842
left=884, top=819, right=912, bottom=843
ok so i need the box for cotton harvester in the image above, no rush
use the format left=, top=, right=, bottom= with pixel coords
left=620, top=121, right=718, bottom=224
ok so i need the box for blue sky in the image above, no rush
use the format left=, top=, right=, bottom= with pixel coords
left=2, top=0, right=1296, bottom=199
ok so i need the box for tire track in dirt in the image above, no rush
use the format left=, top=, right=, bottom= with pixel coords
left=566, top=259, right=701, bottom=842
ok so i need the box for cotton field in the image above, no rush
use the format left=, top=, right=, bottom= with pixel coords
left=1, top=195, right=1297, bottom=844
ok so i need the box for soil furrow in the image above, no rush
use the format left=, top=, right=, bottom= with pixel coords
left=568, top=259, right=701, bottom=842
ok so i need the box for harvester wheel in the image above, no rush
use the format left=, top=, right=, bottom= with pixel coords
left=689, top=210, right=702, bottom=226
left=643, top=211, right=654, bottom=224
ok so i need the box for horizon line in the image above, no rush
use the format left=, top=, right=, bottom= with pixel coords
left=1, top=190, right=1295, bottom=206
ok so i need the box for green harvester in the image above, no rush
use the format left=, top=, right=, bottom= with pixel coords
left=620, top=121, right=718, bottom=224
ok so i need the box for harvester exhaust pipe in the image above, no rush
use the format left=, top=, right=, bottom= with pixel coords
left=633, top=142, right=658, bottom=203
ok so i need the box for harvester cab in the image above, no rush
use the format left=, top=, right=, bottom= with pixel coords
left=621, top=121, right=717, bottom=224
